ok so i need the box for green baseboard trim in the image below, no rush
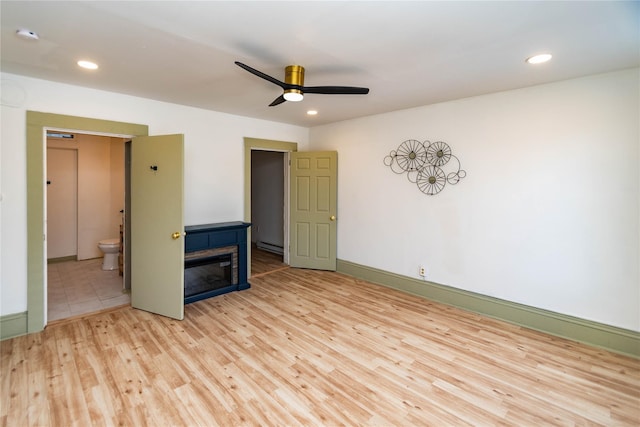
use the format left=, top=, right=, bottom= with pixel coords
left=337, top=260, right=640, bottom=358
left=0, top=312, right=28, bottom=341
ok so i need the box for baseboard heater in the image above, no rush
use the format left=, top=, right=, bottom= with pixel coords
left=256, top=240, right=284, bottom=255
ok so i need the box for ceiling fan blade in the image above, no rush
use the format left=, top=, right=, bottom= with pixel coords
left=302, top=86, right=369, bottom=95
left=269, top=94, right=287, bottom=107
left=235, top=61, right=287, bottom=89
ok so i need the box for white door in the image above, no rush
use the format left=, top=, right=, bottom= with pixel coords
left=289, top=151, right=338, bottom=270
left=46, top=148, right=78, bottom=259
left=130, top=134, right=185, bottom=320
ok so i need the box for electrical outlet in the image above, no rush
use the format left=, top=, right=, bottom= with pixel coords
left=419, top=265, right=426, bottom=277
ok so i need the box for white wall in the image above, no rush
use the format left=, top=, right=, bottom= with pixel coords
left=0, top=72, right=309, bottom=316
left=309, top=69, right=640, bottom=332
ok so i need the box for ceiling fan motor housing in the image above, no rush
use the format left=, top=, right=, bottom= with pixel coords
left=285, top=65, right=305, bottom=86
left=284, top=65, right=305, bottom=100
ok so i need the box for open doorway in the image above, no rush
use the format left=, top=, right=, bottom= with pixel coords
left=244, top=137, right=297, bottom=278
left=46, top=131, right=129, bottom=322
left=244, top=138, right=339, bottom=275
left=251, top=150, right=284, bottom=254
left=250, top=150, right=288, bottom=277
left=26, top=111, right=148, bottom=333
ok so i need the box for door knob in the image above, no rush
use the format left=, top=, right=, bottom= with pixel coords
left=329, top=215, right=336, bottom=221
left=171, top=232, right=181, bottom=240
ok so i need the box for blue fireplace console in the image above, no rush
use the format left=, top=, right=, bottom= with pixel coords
left=184, top=221, right=251, bottom=304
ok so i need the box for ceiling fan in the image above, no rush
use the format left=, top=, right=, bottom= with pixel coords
left=235, top=61, right=370, bottom=106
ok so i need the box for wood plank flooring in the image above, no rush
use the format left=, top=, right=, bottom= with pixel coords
left=2, top=265, right=639, bottom=426
left=249, top=245, right=287, bottom=278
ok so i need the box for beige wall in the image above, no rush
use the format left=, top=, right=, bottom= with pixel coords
left=109, top=137, right=125, bottom=240
left=46, top=133, right=125, bottom=260
left=45, top=146, right=77, bottom=258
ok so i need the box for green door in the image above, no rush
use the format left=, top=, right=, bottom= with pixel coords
left=289, top=151, right=337, bottom=270
left=130, top=134, right=184, bottom=320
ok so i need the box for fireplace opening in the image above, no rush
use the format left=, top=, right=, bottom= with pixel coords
left=184, top=247, right=238, bottom=299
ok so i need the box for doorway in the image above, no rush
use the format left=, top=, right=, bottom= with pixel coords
left=243, top=138, right=339, bottom=275
left=243, top=137, right=298, bottom=278
left=26, top=111, right=148, bottom=333
left=46, top=131, right=128, bottom=322
left=250, top=150, right=288, bottom=277
left=251, top=150, right=284, bottom=251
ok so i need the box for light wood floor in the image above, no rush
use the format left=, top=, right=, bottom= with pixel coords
left=2, top=264, right=639, bottom=426
left=250, top=244, right=287, bottom=278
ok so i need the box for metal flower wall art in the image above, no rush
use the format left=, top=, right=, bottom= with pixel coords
left=383, top=139, right=466, bottom=195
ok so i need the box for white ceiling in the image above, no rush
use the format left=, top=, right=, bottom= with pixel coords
left=1, top=1, right=638, bottom=127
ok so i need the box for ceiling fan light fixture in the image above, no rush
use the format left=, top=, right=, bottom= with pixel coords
left=284, top=89, right=304, bottom=102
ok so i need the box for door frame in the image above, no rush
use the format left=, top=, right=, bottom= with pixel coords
left=26, top=111, right=148, bottom=333
left=243, top=137, right=298, bottom=277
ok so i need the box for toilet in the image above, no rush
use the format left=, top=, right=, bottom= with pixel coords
left=97, top=238, right=120, bottom=271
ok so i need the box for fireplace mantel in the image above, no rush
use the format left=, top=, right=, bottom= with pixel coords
left=184, top=221, right=251, bottom=303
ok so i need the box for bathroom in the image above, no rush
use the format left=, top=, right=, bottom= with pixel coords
left=46, top=132, right=129, bottom=320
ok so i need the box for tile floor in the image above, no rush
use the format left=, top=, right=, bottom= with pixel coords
left=47, top=258, right=130, bottom=322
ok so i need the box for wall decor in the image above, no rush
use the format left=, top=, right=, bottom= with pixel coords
left=383, top=139, right=466, bottom=195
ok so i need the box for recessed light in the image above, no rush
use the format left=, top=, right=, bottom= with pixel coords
left=307, top=110, right=318, bottom=116
left=15, top=29, right=39, bottom=41
left=526, top=53, right=552, bottom=64
left=77, top=60, right=98, bottom=70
